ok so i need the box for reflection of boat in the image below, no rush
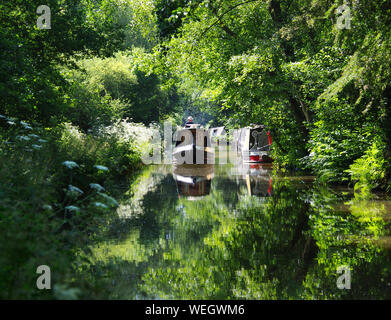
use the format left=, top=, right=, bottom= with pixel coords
left=173, top=164, right=214, bottom=200
left=233, top=163, right=273, bottom=197
left=246, top=175, right=272, bottom=197
left=173, top=124, right=214, bottom=165
left=232, top=125, right=273, bottom=163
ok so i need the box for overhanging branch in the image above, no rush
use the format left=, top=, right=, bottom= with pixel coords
left=189, top=0, right=263, bottom=54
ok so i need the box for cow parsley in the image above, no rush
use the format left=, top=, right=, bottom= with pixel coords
left=94, top=165, right=109, bottom=171
left=68, top=185, right=84, bottom=195
left=94, top=202, right=108, bottom=209
left=89, top=183, right=105, bottom=192
left=62, top=161, right=79, bottom=169
left=20, top=121, right=33, bottom=130
left=65, top=205, right=80, bottom=212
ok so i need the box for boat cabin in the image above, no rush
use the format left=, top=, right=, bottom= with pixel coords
left=173, top=125, right=214, bottom=165
left=232, top=125, right=273, bottom=163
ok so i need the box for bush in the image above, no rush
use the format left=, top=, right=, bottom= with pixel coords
left=0, top=116, right=152, bottom=298
left=303, top=97, right=372, bottom=183
left=63, top=51, right=176, bottom=131
left=55, top=122, right=145, bottom=179
left=345, top=138, right=386, bottom=193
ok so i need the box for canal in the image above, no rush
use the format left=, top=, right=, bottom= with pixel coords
left=76, top=148, right=391, bottom=299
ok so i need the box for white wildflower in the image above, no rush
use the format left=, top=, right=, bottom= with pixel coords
left=62, top=122, right=84, bottom=140
left=7, top=121, right=15, bottom=126
left=65, top=205, right=80, bottom=212
left=68, top=184, right=84, bottom=194
left=89, top=183, right=105, bottom=192
left=94, top=202, right=108, bottom=209
left=97, top=192, right=119, bottom=207
left=94, top=165, right=109, bottom=171
left=97, top=119, right=157, bottom=150
left=20, top=121, right=33, bottom=130
left=16, top=135, right=31, bottom=141
left=62, top=161, right=79, bottom=169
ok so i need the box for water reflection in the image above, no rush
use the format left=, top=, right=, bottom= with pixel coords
left=234, top=162, right=273, bottom=197
left=77, top=155, right=391, bottom=300
left=173, top=164, right=214, bottom=199
left=172, top=162, right=273, bottom=200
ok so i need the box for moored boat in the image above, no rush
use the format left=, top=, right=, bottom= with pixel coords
left=234, top=125, right=273, bottom=163
left=173, top=124, right=215, bottom=165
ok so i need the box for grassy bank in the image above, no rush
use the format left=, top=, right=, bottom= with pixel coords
left=0, top=116, right=154, bottom=299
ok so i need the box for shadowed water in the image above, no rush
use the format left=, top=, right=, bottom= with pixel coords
left=77, top=149, right=391, bottom=299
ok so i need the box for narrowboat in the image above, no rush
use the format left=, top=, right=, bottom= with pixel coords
left=234, top=125, right=273, bottom=163
left=173, top=124, right=215, bottom=165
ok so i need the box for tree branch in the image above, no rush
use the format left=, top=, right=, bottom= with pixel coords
left=188, top=0, right=263, bottom=55
left=200, top=0, right=263, bottom=39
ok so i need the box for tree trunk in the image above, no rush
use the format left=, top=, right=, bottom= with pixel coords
left=382, top=86, right=391, bottom=187
left=269, top=0, right=310, bottom=143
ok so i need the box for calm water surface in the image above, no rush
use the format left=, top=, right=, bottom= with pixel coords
left=81, top=149, right=391, bottom=299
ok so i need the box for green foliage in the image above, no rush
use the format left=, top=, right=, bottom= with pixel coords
left=55, top=122, right=144, bottom=178
left=305, top=114, right=371, bottom=183
left=0, top=117, right=150, bottom=298
left=2, top=0, right=391, bottom=300
left=346, top=139, right=386, bottom=193
left=146, top=0, right=391, bottom=188
left=84, top=0, right=160, bottom=50
left=154, top=0, right=196, bottom=38
left=64, top=51, right=178, bottom=129
left=0, top=0, right=127, bottom=124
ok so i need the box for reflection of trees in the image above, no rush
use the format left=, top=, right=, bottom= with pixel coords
left=141, top=179, right=317, bottom=299
left=75, top=167, right=181, bottom=299
left=78, top=165, right=391, bottom=299
left=302, top=190, right=391, bottom=299
left=141, top=177, right=391, bottom=300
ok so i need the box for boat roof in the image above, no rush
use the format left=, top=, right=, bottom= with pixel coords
left=183, top=123, right=202, bottom=129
